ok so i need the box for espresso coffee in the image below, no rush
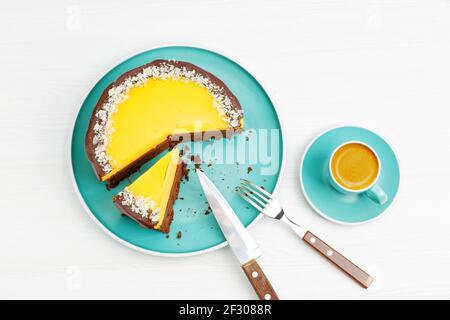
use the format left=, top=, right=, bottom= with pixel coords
left=331, top=143, right=379, bottom=191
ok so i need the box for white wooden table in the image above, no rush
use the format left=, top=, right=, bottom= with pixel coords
left=1, top=0, right=450, bottom=299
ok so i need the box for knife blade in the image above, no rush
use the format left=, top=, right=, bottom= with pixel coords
left=196, top=169, right=279, bottom=300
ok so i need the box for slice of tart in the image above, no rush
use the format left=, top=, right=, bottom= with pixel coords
left=85, top=60, right=243, bottom=188
left=113, top=149, right=185, bottom=233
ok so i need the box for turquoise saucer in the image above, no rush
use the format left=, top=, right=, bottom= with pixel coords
left=300, top=126, right=400, bottom=224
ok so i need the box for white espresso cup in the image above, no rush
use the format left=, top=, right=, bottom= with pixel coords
left=328, top=141, right=388, bottom=205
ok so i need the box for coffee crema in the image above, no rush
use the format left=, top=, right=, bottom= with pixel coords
left=331, top=143, right=379, bottom=191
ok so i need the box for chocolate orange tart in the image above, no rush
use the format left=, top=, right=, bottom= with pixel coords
left=85, top=60, right=243, bottom=188
left=113, top=149, right=185, bottom=233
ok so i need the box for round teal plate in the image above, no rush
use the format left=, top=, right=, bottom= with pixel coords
left=71, top=46, right=284, bottom=256
left=300, top=126, right=400, bottom=224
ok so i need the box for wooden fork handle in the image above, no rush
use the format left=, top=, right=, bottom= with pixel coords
left=241, top=259, right=280, bottom=300
left=303, top=231, right=374, bottom=289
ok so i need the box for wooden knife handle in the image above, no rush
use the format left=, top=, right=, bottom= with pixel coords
left=303, top=231, right=374, bottom=289
left=241, top=259, right=280, bottom=300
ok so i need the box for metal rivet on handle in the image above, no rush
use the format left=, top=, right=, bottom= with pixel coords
left=252, top=271, right=258, bottom=278
left=327, top=250, right=333, bottom=256
left=264, top=294, right=271, bottom=300
left=310, top=237, right=316, bottom=244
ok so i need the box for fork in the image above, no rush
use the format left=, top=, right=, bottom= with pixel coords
left=237, top=178, right=374, bottom=289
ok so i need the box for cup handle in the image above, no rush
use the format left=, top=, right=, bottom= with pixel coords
left=364, top=184, right=388, bottom=205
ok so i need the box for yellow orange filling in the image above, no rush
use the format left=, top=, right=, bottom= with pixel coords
left=126, top=149, right=180, bottom=229
left=102, top=78, right=230, bottom=181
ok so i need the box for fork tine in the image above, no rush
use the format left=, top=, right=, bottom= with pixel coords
left=241, top=178, right=273, bottom=199
left=237, top=186, right=267, bottom=208
left=240, top=182, right=270, bottom=202
left=237, top=188, right=264, bottom=212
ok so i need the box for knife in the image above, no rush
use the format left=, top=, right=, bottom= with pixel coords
left=196, top=169, right=279, bottom=300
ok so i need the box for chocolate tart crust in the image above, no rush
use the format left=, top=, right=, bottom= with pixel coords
left=112, top=161, right=186, bottom=234
left=85, top=60, right=243, bottom=188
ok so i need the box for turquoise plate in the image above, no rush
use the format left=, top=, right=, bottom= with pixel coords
left=70, top=46, right=284, bottom=256
left=300, top=126, right=400, bottom=224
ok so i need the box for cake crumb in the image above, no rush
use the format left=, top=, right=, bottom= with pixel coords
left=247, top=166, right=253, bottom=174
left=176, top=231, right=182, bottom=239
left=183, top=168, right=190, bottom=181
left=193, top=155, right=202, bottom=170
